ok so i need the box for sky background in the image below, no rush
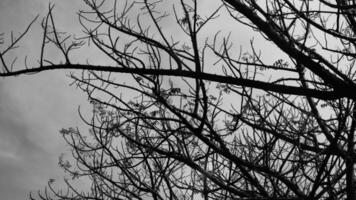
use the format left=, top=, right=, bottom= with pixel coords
left=0, top=1, right=277, bottom=199
left=0, top=1, right=87, bottom=199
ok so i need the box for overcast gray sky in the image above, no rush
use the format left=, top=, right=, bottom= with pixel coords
left=0, top=1, right=279, bottom=199
left=0, top=1, right=87, bottom=199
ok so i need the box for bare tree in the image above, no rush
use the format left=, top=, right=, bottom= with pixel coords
left=2, top=0, right=356, bottom=199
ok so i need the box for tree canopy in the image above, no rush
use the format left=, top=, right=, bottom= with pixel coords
left=1, top=0, right=356, bottom=199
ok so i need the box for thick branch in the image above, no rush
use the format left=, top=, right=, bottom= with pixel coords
left=223, top=0, right=356, bottom=93
left=0, top=63, right=345, bottom=100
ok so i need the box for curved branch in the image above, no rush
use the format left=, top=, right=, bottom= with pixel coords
left=0, top=63, right=346, bottom=100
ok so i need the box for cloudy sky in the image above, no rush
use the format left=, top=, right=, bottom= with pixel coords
left=0, top=1, right=88, bottom=199
left=0, top=1, right=277, bottom=199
